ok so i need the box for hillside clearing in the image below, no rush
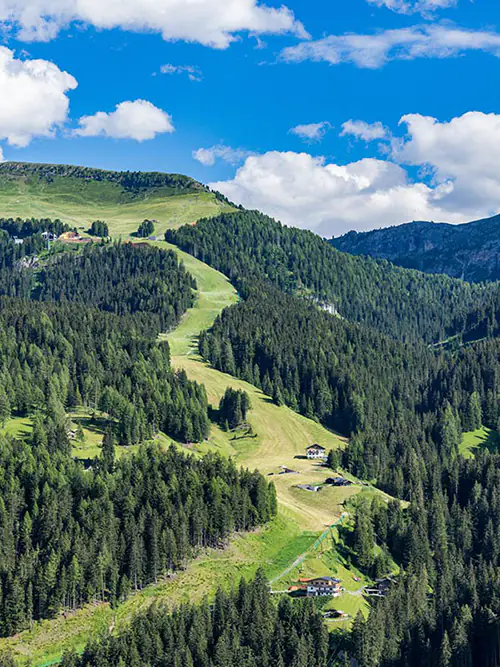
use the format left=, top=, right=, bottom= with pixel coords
left=460, top=426, right=499, bottom=458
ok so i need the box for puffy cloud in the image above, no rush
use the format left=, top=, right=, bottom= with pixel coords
left=367, top=0, right=456, bottom=14
left=74, top=100, right=174, bottom=141
left=210, top=111, right=500, bottom=236
left=289, top=121, right=331, bottom=142
left=193, top=144, right=253, bottom=166
left=281, top=24, right=500, bottom=69
left=0, top=46, right=76, bottom=147
left=160, top=64, right=202, bottom=82
left=0, top=0, right=307, bottom=47
left=393, top=111, right=500, bottom=212
left=210, top=151, right=459, bottom=236
left=341, top=120, right=388, bottom=141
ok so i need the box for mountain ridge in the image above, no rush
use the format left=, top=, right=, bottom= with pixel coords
left=331, top=213, right=500, bottom=282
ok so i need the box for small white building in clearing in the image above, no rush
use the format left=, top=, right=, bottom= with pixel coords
left=306, top=444, right=327, bottom=460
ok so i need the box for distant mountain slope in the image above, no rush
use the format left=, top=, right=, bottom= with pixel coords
left=166, top=209, right=500, bottom=344
left=0, top=161, right=232, bottom=236
left=331, top=214, right=500, bottom=283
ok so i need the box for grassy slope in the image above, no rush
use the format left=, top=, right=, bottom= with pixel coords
left=0, top=240, right=374, bottom=664
left=0, top=175, right=231, bottom=238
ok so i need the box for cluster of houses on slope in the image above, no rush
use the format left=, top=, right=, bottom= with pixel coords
left=13, top=231, right=62, bottom=246
left=289, top=576, right=343, bottom=598
left=267, top=444, right=352, bottom=492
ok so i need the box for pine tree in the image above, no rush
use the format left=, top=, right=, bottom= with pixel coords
left=101, top=428, right=116, bottom=472
left=0, top=387, right=10, bottom=426
left=353, top=508, right=375, bottom=571
left=439, top=631, right=452, bottom=667
left=466, top=391, right=482, bottom=431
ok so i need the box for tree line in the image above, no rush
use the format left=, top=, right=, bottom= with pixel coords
left=0, top=217, right=71, bottom=239
left=0, top=162, right=204, bottom=196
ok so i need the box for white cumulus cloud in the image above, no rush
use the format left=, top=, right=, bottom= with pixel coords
left=0, top=0, right=307, bottom=47
left=367, top=0, right=456, bottom=14
left=393, top=111, right=500, bottom=212
left=74, top=100, right=174, bottom=141
left=193, top=144, right=253, bottom=166
left=290, top=121, right=331, bottom=142
left=281, top=24, right=500, bottom=69
left=210, top=111, right=500, bottom=236
left=341, top=120, right=388, bottom=141
left=0, top=46, right=76, bottom=147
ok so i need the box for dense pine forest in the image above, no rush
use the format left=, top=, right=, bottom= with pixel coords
left=36, top=243, right=196, bottom=331
left=4, top=185, right=500, bottom=665
left=347, top=451, right=500, bottom=667
left=0, top=221, right=283, bottom=644
left=200, top=282, right=500, bottom=494
left=0, top=296, right=209, bottom=444
left=166, top=210, right=499, bottom=344
left=0, top=438, right=276, bottom=636
left=0, top=232, right=197, bottom=333
left=200, top=283, right=435, bottom=440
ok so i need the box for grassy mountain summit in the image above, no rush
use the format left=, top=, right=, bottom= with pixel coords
left=0, top=161, right=232, bottom=236
left=331, top=214, right=500, bottom=283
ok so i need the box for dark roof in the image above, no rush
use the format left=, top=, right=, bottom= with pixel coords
left=307, top=444, right=326, bottom=450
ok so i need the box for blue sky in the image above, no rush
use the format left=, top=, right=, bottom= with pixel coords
left=0, top=0, right=499, bottom=235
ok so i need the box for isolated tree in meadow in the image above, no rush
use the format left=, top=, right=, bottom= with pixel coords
left=219, top=388, right=251, bottom=429
left=89, top=220, right=109, bottom=237
left=137, top=220, right=155, bottom=238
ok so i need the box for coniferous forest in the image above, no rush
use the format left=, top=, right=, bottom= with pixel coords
left=36, top=243, right=197, bottom=331
left=166, top=210, right=500, bottom=344
left=0, top=296, right=209, bottom=444
left=0, top=439, right=276, bottom=636
left=57, top=571, right=327, bottom=667
left=0, top=224, right=282, bottom=644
